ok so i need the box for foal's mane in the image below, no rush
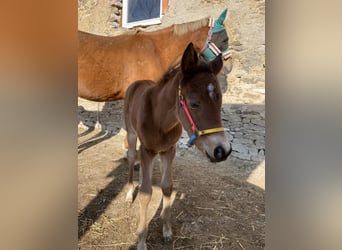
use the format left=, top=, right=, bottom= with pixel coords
left=173, top=17, right=209, bottom=36
left=158, top=57, right=216, bottom=86
left=157, top=66, right=180, bottom=86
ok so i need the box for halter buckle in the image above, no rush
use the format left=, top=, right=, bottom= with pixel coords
left=187, top=133, right=198, bottom=147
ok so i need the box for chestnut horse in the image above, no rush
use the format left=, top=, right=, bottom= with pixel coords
left=78, top=8, right=232, bottom=102
left=124, top=43, right=232, bottom=249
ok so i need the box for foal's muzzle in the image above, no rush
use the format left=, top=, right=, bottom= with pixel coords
left=207, top=144, right=232, bottom=162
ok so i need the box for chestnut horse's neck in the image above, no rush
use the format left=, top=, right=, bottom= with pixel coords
left=146, top=24, right=210, bottom=70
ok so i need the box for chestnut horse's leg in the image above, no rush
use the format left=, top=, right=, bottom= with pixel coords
left=159, top=145, right=176, bottom=243
left=125, top=130, right=138, bottom=202
left=137, top=145, right=156, bottom=250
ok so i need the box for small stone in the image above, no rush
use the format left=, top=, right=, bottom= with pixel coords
left=255, top=139, right=265, bottom=149
left=251, top=119, right=265, bottom=127
left=249, top=148, right=259, bottom=157
left=232, top=143, right=249, bottom=155
left=232, top=138, right=253, bottom=145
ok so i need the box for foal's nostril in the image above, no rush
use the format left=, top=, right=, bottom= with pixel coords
left=214, top=146, right=225, bottom=161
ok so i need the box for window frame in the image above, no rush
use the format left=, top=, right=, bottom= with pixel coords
left=122, top=0, right=162, bottom=28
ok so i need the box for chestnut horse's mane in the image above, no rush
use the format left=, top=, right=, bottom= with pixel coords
left=173, top=17, right=209, bottom=36
left=79, top=17, right=209, bottom=37
left=135, top=17, right=209, bottom=35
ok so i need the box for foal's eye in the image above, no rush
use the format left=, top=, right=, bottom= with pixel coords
left=190, top=102, right=200, bottom=109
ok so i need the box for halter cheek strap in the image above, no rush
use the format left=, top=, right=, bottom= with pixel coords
left=178, top=85, right=224, bottom=147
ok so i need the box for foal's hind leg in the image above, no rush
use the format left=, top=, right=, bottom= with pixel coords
left=125, top=130, right=138, bottom=202
left=137, top=145, right=156, bottom=250
left=159, top=146, right=176, bottom=243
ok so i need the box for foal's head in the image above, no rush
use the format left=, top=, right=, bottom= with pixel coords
left=178, top=43, right=232, bottom=162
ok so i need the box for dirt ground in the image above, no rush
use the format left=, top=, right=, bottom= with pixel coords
left=78, top=0, right=265, bottom=249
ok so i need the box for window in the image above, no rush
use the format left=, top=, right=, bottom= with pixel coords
left=122, top=0, right=162, bottom=28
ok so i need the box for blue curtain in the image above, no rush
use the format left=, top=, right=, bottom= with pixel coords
left=127, top=0, right=161, bottom=22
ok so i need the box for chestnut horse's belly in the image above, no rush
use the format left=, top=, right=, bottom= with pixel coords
left=78, top=57, right=164, bottom=102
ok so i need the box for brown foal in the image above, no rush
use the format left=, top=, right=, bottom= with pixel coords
left=124, top=43, right=232, bottom=249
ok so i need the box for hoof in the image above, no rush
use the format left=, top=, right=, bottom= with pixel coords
left=163, top=235, right=172, bottom=244
left=137, top=241, right=147, bottom=250
left=163, top=224, right=172, bottom=244
left=125, top=188, right=134, bottom=203
left=95, top=121, right=101, bottom=129
left=134, top=163, right=140, bottom=171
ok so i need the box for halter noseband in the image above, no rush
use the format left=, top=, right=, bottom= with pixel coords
left=200, top=18, right=231, bottom=61
left=178, top=84, right=224, bottom=147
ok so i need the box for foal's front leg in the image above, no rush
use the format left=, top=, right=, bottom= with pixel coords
left=159, top=146, right=176, bottom=243
left=137, top=145, right=155, bottom=250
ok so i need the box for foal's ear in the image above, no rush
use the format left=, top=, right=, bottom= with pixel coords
left=209, top=54, right=223, bottom=75
left=181, top=42, right=198, bottom=76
